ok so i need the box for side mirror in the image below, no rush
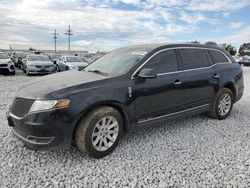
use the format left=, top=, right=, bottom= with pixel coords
left=138, top=68, right=157, bottom=79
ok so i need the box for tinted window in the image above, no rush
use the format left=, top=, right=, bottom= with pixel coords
left=210, top=50, right=229, bottom=63
left=144, top=50, right=178, bottom=73
left=180, top=49, right=210, bottom=70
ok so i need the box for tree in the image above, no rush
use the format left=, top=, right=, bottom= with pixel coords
left=29, top=47, right=36, bottom=51
left=222, top=43, right=237, bottom=56
left=189, top=40, right=200, bottom=44
left=205, top=41, right=217, bottom=46
left=239, top=43, right=250, bottom=56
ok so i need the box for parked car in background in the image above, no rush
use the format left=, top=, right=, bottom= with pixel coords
left=16, top=52, right=30, bottom=69
left=57, top=55, right=89, bottom=71
left=232, top=56, right=242, bottom=64
left=23, top=55, right=56, bottom=76
left=239, top=56, right=250, bottom=66
left=10, top=52, right=17, bottom=67
left=7, top=43, right=244, bottom=158
left=49, top=53, right=62, bottom=64
left=0, top=52, right=15, bottom=75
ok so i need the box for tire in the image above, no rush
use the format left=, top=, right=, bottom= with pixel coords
left=26, top=70, right=30, bottom=76
left=75, top=106, right=123, bottom=158
left=66, top=66, right=69, bottom=71
left=10, top=71, right=15, bottom=75
left=208, top=88, right=234, bottom=120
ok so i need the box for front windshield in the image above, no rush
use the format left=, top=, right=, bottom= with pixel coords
left=85, top=48, right=148, bottom=77
left=28, top=55, right=50, bottom=61
left=66, top=56, right=82, bottom=62
left=0, top=53, right=9, bottom=59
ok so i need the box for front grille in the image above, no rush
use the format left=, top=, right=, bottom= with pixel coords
left=0, top=68, right=9, bottom=72
left=10, top=98, right=35, bottom=117
left=35, top=65, right=41, bottom=68
left=0, top=64, right=8, bottom=67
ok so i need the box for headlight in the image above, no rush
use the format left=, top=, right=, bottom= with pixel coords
left=28, top=64, right=35, bottom=67
left=7, top=61, right=12, bottom=64
left=29, top=99, right=70, bottom=113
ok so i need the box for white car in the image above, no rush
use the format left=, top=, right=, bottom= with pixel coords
left=24, top=55, right=56, bottom=76
left=0, top=52, right=15, bottom=75
left=57, top=55, right=89, bottom=71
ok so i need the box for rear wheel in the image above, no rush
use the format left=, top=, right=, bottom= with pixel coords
left=66, top=66, right=69, bottom=71
left=208, top=88, right=233, bottom=120
left=75, top=107, right=123, bottom=158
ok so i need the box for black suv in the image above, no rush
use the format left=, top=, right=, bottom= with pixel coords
left=7, top=43, right=244, bottom=158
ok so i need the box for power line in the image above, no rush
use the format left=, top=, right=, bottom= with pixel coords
left=51, top=29, right=59, bottom=52
left=65, top=25, right=73, bottom=51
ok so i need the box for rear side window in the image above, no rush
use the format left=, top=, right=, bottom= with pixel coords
left=145, top=50, right=178, bottom=73
left=210, top=50, right=229, bottom=63
left=180, top=49, right=210, bottom=70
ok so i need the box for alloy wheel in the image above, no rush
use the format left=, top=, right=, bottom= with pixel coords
left=218, top=93, right=232, bottom=116
left=91, top=116, right=119, bottom=152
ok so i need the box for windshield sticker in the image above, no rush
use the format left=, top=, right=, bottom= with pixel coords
left=131, top=51, right=148, bottom=56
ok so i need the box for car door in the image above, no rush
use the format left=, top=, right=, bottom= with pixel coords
left=132, top=49, right=187, bottom=124
left=178, top=48, right=221, bottom=108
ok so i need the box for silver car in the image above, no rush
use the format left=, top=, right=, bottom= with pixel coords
left=24, top=55, right=56, bottom=76
left=239, top=56, right=250, bottom=66
left=0, top=52, right=15, bottom=75
left=57, top=55, right=89, bottom=71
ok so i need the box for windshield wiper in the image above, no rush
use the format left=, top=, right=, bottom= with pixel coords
left=87, top=69, right=109, bottom=76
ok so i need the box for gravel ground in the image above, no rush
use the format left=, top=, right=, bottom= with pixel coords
left=1, top=68, right=250, bottom=188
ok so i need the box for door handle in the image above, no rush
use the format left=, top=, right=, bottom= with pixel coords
left=174, top=80, right=182, bottom=85
left=213, top=74, right=220, bottom=79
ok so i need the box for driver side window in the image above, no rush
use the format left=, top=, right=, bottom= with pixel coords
left=144, top=49, right=178, bottom=74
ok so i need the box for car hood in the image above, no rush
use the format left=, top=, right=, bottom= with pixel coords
left=67, top=62, right=89, bottom=67
left=27, top=61, right=54, bottom=66
left=17, top=70, right=108, bottom=99
left=0, top=58, right=10, bottom=64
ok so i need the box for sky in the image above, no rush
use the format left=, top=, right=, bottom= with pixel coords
left=0, top=0, right=250, bottom=52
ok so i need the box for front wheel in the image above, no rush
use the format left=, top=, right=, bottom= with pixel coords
left=208, top=88, right=233, bottom=120
left=75, top=107, right=123, bottom=158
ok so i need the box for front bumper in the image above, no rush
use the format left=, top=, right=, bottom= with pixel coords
left=7, top=108, right=74, bottom=149
left=27, top=67, right=55, bottom=75
left=0, top=65, right=15, bottom=73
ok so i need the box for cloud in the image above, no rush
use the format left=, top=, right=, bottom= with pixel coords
left=180, top=12, right=218, bottom=25
left=188, top=0, right=250, bottom=11
left=229, top=22, right=244, bottom=29
left=0, top=0, right=249, bottom=51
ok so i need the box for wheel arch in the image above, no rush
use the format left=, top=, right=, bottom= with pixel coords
left=223, top=82, right=236, bottom=102
left=72, top=101, right=131, bottom=139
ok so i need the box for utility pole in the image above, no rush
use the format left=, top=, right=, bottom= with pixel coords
left=51, top=29, right=58, bottom=52
left=65, top=25, right=73, bottom=51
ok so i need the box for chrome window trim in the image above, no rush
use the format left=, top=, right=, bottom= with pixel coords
left=138, top=104, right=210, bottom=124
left=131, top=46, right=231, bottom=79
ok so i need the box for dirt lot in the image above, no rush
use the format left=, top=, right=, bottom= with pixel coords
left=1, top=68, right=250, bottom=187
